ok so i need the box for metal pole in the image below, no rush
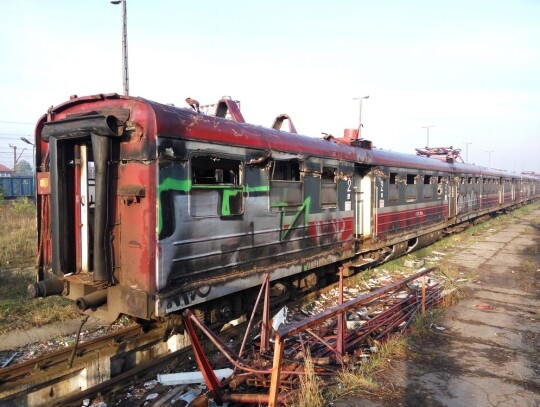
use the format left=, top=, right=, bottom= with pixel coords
left=8, top=144, right=16, bottom=171
left=486, top=150, right=494, bottom=168
left=353, top=95, right=369, bottom=137
left=121, top=0, right=129, bottom=95
left=464, top=142, right=472, bottom=163
left=421, top=275, right=426, bottom=315
left=422, top=125, right=435, bottom=148
left=20, top=136, right=36, bottom=199
left=111, top=0, right=129, bottom=95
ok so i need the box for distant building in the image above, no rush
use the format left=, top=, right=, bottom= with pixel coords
left=0, top=164, right=13, bottom=178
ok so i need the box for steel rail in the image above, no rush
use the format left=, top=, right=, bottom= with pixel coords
left=0, top=324, right=145, bottom=384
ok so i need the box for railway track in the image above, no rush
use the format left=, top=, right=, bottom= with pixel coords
left=0, top=322, right=182, bottom=407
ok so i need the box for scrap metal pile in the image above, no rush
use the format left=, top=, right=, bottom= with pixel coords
left=178, top=267, right=444, bottom=406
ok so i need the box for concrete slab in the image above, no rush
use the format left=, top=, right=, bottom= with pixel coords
left=0, top=316, right=106, bottom=351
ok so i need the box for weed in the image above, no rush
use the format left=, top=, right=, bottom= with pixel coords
left=0, top=199, right=36, bottom=268
left=523, top=259, right=538, bottom=273
left=0, top=203, right=77, bottom=333
left=11, top=197, right=34, bottom=215
left=328, top=337, right=407, bottom=401
left=0, top=268, right=78, bottom=334
left=288, top=351, right=326, bottom=407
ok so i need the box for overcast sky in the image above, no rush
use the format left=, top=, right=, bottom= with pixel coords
left=1, top=0, right=539, bottom=172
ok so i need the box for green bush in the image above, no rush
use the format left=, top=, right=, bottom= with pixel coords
left=12, top=197, right=34, bottom=215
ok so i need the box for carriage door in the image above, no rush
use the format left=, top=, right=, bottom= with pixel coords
left=74, top=145, right=95, bottom=273
left=448, top=177, right=458, bottom=218
left=354, top=166, right=373, bottom=239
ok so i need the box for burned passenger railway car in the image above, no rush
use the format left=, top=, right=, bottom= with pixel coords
left=29, top=93, right=540, bottom=324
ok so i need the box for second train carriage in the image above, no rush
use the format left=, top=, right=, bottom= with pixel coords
left=29, top=93, right=540, bottom=325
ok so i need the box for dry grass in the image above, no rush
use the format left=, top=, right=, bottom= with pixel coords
left=0, top=199, right=78, bottom=334
left=328, top=337, right=408, bottom=401
left=287, top=352, right=326, bottom=407
left=0, top=267, right=79, bottom=334
left=0, top=198, right=36, bottom=268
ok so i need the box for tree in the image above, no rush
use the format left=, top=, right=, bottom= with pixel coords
left=14, top=160, right=32, bottom=175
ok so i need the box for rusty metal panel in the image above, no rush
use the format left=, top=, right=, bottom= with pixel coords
left=117, top=161, right=157, bottom=294
left=108, top=285, right=149, bottom=320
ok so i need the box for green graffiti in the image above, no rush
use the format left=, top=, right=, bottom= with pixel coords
left=280, top=196, right=311, bottom=240
left=221, top=189, right=242, bottom=216
left=157, top=177, right=191, bottom=236
left=157, top=176, right=270, bottom=235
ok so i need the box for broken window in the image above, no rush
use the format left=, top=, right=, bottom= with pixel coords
left=389, top=172, right=399, bottom=204
left=321, top=166, right=337, bottom=207
left=405, top=173, right=417, bottom=202
left=270, top=160, right=303, bottom=209
left=437, top=176, right=446, bottom=197
left=423, top=174, right=433, bottom=200
left=190, top=155, right=243, bottom=217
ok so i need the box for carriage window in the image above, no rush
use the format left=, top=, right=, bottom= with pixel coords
left=405, top=174, right=417, bottom=202
left=390, top=173, right=397, bottom=184
left=270, top=160, right=302, bottom=209
left=437, top=176, right=445, bottom=197
left=321, top=166, right=337, bottom=207
left=423, top=175, right=433, bottom=200
left=191, top=156, right=243, bottom=217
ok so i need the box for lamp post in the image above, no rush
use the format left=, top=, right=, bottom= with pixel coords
left=485, top=150, right=494, bottom=168
left=422, top=125, right=435, bottom=148
left=111, top=0, right=129, bottom=96
left=353, top=95, right=369, bottom=137
left=20, top=137, right=35, bottom=168
left=464, top=141, right=472, bottom=163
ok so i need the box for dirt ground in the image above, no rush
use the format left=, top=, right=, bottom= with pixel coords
left=335, top=208, right=540, bottom=407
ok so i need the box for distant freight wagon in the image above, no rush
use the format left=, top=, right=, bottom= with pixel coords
left=0, top=176, right=34, bottom=199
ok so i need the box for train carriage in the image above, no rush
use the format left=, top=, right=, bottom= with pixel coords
left=29, top=93, right=540, bottom=326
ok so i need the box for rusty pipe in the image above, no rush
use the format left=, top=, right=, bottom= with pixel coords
left=76, top=289, right=108, bottom=311
left=27, top=278, right=64, bottom=298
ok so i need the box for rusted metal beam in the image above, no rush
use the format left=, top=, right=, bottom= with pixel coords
left=181, top=267, right=441, bottom=406
left=336, top=267, right=345, bottom=359
left=238, top=273, right=269, bottom=360
left=268, top=336, right=285, bottom=407
left=222, top=393, right=270, bottom=404
left=277, top=267, right=438, bottom=340
left=261, top=272, right=271, bottom=352
left=182, top=310, right=223, bottom=401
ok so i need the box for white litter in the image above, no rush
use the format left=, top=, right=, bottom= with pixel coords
left=143, top=379, right=157, bottom=390
left=158, top=368, right=233, bottom=386
left=272, top=306, right=288, bottom=331
left=146, top=393, right=158, bottom=401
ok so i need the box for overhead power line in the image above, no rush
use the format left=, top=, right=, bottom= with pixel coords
left=0, top=120, right=34, bottom=125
